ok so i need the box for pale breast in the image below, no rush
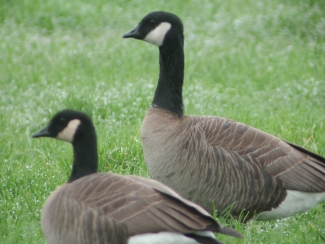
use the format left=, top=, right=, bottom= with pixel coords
left=141, top=108, right=188, bottom=179
left=141, top=108, right=219, bottom=209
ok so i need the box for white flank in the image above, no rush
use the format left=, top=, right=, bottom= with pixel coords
left=128, top=231, right=215, bottom=244
left=191, top=231, right=215, bottom=238
left=257, top=190, right=325, bottom=220
left=144, top=22, right=171, bottom=46
left=56, top=119, right=81, bottom=142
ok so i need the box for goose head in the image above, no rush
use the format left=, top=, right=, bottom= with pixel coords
left=123, top=11, right=184, bottom=47
left=32, top=110, right=91, bottom=143
left=33, top=110, right=98, bottom=182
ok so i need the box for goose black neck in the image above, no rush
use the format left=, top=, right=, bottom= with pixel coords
left=68, top=128, right=98, bottom=183
left=152, top=38, right=184, bottom=117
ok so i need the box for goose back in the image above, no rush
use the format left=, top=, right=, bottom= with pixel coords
left=42, top=172, right=241, bottom=244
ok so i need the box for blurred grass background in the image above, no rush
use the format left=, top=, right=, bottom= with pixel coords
left=0, top=0, right=324, bottom=243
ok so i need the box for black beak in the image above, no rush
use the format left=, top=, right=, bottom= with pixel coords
left=33, top=124, right=52, bottom=138
left=123, top=24, right=141, bottom=39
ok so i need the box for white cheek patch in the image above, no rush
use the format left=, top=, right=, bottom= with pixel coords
left=56, top=119, right=81, bottom=142
left=144, top=22, right=171, bottom=46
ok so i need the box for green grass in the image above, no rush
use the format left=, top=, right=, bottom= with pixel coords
left=1, top=0, right=324, bottom=243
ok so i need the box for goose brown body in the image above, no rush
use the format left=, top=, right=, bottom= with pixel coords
left=123, top=11, right=325, bottom=221
left=42, top=173, right=238, bottom=244
left=141, top=107, right=325, bottom=220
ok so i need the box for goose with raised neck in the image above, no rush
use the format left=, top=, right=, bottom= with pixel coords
left=123, top=11, right=325, bottom=221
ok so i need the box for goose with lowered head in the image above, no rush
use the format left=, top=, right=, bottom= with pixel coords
left=33, top=109, right=243, bottom=244
left=123, top=11, right=325, bottom=221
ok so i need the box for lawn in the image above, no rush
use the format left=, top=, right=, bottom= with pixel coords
left=0, top=0, right=324, bottom=243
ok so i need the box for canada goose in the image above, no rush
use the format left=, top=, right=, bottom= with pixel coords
left=123, top=11, right=325, bottom=221
left=32, top=109, right=242, bottom=244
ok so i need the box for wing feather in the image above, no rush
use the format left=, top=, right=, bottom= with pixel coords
left=44, top=173, right=242, bottom=243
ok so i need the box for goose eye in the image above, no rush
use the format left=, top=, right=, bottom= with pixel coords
left=58, top=117, right=66, bottom=125
left=149, top=19, right=155, bottom=25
